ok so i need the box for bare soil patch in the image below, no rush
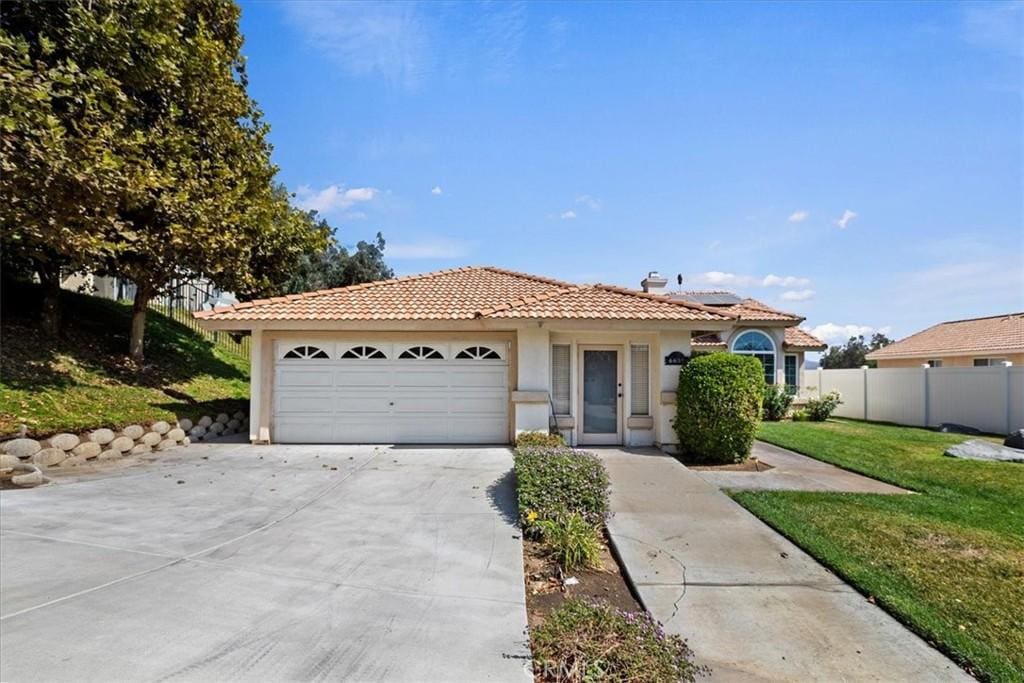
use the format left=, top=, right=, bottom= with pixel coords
left=688, top=457, right=774, bottom=472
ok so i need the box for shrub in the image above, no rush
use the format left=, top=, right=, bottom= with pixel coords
left=762, top=385, right=795, bottom=421
left=514, top=446, right=609, bottom=531
left=805, top=390, right=842, bottom=421
left=674, top=353, right=764, bottom=464
left=531, top=599, right=704, bottom=683
left=791, top=409, right=810, bottom=422
left=515, top=430, right=566, bottom=448
left=536, top=513, right=603, bottom=572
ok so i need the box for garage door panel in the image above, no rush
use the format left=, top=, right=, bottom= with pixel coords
left=273, top=339, right=509, bottom=444
left=276, top=394, right=335, bottom=414
left=276, top=369, right=335, bottom=387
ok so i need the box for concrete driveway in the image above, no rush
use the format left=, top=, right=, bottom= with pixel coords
left=1, top=442, right=530, bottom=682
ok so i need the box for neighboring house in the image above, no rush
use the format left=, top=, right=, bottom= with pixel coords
left=865, top=313, right=1024, bottom=368
left=194, top=267, right=825, bottom=448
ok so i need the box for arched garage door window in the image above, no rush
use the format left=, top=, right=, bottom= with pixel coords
left=731, top=330, right=776, bottom=386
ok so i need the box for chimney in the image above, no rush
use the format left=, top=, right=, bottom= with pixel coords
left=641, top=271, right=668, bottom=294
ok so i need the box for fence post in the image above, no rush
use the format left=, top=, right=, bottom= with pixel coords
left=922, top=364, right=930, bottom=428
left=861, top=366, right=869, bottom=420
left=1006, top=361, right=1014, bottom=434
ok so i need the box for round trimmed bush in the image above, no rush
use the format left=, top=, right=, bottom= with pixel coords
left=674, top=353, right=765, bottom=464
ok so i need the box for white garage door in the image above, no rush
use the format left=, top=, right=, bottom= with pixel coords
left=273, top=340, right=510, bottom=444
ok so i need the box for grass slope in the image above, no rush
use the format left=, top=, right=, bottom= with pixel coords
left=1, top=281, right=249, bottom=437
left=732, top=419, right=1023, bottom=682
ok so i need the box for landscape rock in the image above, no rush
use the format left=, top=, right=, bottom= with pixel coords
left=232, top=411, right=246, bottom=421
left=945, top=439, right=1024, bottom=463
left=177, top=418, right=194, bottom=432
left=1004, top=429, right=1024, bottom=450
left=181, top=436, right=191, bottom=446
left=208, top=422, right=225, bottom=435
left=215, top=413, right=230, bottom=424
left=227, top=419, right=241, bottom=430
left=129, top=444, right=152, bottom=455
left=60, top=455, right=89, bottom=467
left=937, top=423, right=982, bottom=436
left=12, top=467, right=44, bottom=487
left=140, top=432, right=162, bottom=447
left=89, top=428, right=116, bottom=445
left=189, top=425, right=207, bottom=440
left=0, top=454, right=22, bottom=468
left=157, top=438, right=176, bottom=451
left=109, top=436, right=134, bottom=453
left=198, top=416, right=213, bottom=428
left=98, top=449, right=122, bottom=461
left=3, top=438, right=41, bottom=459
left=150, top=421, right=171, bottom=435
left=122, top=424, right=145, bottom=440
left=48, top=433, right=80, bottom=451
left=71, top=441, right=102, bottom=459
left=167, top=428, right=186, bottom=442
left=33, top=448, right=67, bottom=467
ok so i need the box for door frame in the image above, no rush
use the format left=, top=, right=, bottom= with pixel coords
left=576, top=344, right=623, bottom=445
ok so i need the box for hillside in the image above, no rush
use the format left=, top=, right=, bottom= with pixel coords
left=0, top=281, right=249, bottom=437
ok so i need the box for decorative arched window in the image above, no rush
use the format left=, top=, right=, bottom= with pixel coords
left=731, top=330, right=776, bottom=386
left=283, top=345, right=329, bottom=360
left=455, top=346, right=501, bottom=360
left=340, top=345, right=387, bottom=359
left=398, top=345, right=444, bottom=360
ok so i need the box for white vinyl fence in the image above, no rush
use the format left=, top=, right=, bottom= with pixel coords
left=802, top=366, right=1023, bottom=435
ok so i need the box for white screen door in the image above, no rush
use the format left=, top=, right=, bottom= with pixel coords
left=579, top=347, right=622, bottom=445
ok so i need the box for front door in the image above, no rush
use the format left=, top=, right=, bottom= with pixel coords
left=579, top=346, right=622, bottom=445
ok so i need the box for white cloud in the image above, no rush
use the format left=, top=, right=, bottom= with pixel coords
left=762, top=274, right=812, bottom=288
left=788, top=210, right=809, bottom=223
left=386, top=238, right=469, bottom=260
left=691, top=271, right=756, bottom=287
left=293, top=184, right=379, bottom=216
left=706, top=240, right=721, bottom=251
left=575, top=194, right=602, bottom=212
left=962, top=2, right=1023, bottom=58
left=834, top=209, right=858, bottom=229
left=781, top=289, right=815, bottom=302
left=431, top=186, right=443, bottom=196
left=560, top=210, right=577, bottom=220
left=810, top=322, right=885, bottom=345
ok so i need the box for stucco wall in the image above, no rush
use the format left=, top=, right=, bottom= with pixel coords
left=876, top=353, right=1023, bottom=368
left=656, top=331, right=691, bottom=447
left=514, top=326, right=551, bottom=435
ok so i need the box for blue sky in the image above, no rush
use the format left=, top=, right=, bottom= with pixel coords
left=238, top=1, right=1022, bottom=345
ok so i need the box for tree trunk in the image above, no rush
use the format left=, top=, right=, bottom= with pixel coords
left=129, top=283, right=152, bottom=363
left=36, top=262, right=62, bottom=337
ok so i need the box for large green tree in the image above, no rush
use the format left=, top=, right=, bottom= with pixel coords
left=282, top=223, right=394, bottom=295
left=820, top=333, right=894, bottom=369
left=1, top=1, right=325, bottom=361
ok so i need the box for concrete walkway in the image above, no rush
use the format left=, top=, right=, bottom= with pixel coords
left=2, top=443, right=530, bottom=682
left=599, top=449, right=968, bottom=682
left=694, top=441, right=908, bottom=493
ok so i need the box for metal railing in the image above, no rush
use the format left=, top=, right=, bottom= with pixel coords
left=150, top=279, right=250, bottom=360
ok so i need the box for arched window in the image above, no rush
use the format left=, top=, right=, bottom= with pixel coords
left=398, top=345, right=444, bottom=360
left=283, top=345, right=329, bottom=360
left=340, top=345, right=387, bottom=359
left=455, top=346, right=501, bottom=360
left=731, top=330, right=776, bottom=386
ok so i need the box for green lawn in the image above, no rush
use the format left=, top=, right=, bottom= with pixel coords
left=731, top=419, right=1023, bottom=682
left=0, top=281, right=249, bottom=437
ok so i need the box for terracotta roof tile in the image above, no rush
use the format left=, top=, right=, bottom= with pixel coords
left=193, top=266, right=733, bottom=323
left=866, top=313, right=1024, bottom=359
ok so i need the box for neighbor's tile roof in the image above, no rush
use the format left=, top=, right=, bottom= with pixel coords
left=193, top=266, right=734, bottom=323
left=692, top=327, right=827, bottom=351
left=866, top=313, right=1024, bottom=360
left=723, top=298, right=803, bottom=322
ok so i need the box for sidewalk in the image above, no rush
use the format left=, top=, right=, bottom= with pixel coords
left=599, top=449, right=968, bottom=681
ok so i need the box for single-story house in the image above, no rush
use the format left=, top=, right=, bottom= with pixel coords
left=195, top=267, right=825, bottom=447
left=865, top=313, right=1024, bottom=368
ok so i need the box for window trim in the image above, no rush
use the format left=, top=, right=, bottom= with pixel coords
left=629, top=343, right=651, bottom=416
left=731, top=329, right=777, bottom=386
left=973, top=358, right=1006, bottom=367
left=454, top=345, right=503, bottom=360
left=551, top=344, right=572, bottom=416
left=927, top=359, right=943, bottom=368
left=398, top=345, right=445, bottom=360
left=784, top=354, right=798, bottom=389
left=281, top=344, right=330, bottom=360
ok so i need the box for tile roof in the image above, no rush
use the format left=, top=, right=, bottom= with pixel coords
left=723, top=298, right=803, bottom=322
left=692, top=327, right=827, bottom=351
left=866, top=313, right=1024, bottom=359
left=193, top=266, right=734, bottom=323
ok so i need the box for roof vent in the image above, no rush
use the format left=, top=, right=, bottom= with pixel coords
left=641, top=271, right=668, bottom=294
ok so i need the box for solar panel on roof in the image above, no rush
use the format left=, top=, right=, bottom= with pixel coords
left=673, top=291, right=743, bottom=305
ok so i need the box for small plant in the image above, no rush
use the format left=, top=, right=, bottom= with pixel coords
left=791, top=408, right=810, bottom=421
left=673, top=353, right=764, bottom=464
left=762, top=385, right=795, bottom=421
left=536, top=513, right=603, bottom=572
left=805, top=390, right=842, bottom=421
left=514, top=446, right=610, bottom=532
left=531, top=599, right=705, bottom=683
left=515, top=430, right=566, bottom=448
